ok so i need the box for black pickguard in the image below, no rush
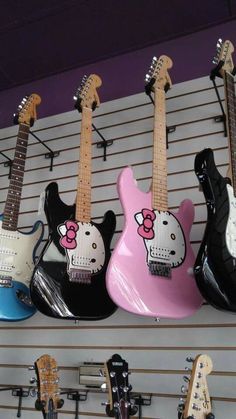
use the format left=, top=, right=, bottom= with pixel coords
left=194, top=148, right=236, bottom=312
left=30, top=182, right=117, bottom=320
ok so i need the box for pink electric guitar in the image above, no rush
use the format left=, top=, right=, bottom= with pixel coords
left=106, top=55, right=203, bottom=318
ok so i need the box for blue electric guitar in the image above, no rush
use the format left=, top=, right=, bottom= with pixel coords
left=0, top=94, right=44, bottom=321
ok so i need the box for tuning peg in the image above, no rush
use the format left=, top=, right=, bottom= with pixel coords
left=101, top=401, right=110, bottom=406
left=186, top=356, right=194, bottom=363
left=30, top=377, right=37, bottom=384
left=194, top=392, right=199, bottom=399
left=184, top=366, right=191, bottom=371
left=217, top=38, right=223, bottom=47
left=112, top=386, right=118, bottom=392
left=145, top=74, right=151, bottom=82
left=110, top=371, right=116, bottom=377
left=152, top=56, right=157, bottom=62
left=183, top=375, right=190, bottom=383
left=28, top=366, right=35, bottom=370
left=100, top=383, right=107, bottom=392
left=181, top=385, right=187, bottom=394
left=192, top=402, right=200, bottom=411
left=29, top=388, right=37, bottom=397
left=122, top=371, right=128, bottom=378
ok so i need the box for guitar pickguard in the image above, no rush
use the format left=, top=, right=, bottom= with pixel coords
left=0, top=219, right=43, bottom=286
left=135, top=209, right=186, bottom=277
left=58, top=220, right=105, bottom=283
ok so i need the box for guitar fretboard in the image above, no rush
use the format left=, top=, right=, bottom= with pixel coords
left=75, top=107, right=92, bottom=222
left=2, top=123, right=30, bottom=231
left=152, top=87, right=168, bottom=211
left=224, top=71, right=236, bottom=194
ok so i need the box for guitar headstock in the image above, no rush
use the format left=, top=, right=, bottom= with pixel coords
left=145, top=55, right=173, bottom=94
left=34, top=354, right=63, bottom=415
left=104, top=354, right=136, bottom=417
left=73, top=74, right=102, bottom=112
left=13, top=94, right=41, bottom=126
left=178, top=354, right=213, bottom=419
left=212, top=38, right=235, bottom=77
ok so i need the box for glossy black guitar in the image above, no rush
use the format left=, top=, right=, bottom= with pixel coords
left=194, top=39, right=236, bottom=311
left=30, top=75, right=117, bottom=320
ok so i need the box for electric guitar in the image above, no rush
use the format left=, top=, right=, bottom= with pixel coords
left=104, top=354, right=137, bottom=418
left=0, top=94, right=43, bottom=321
left=194, top=39, right=236, bottom=312
left=178, top=354, right=213, bottom=419
left=31, top=74, right=117, bottom=319
left=34, top=354, right=64, bottom=418
left=106, top=56, right=203, bottom=318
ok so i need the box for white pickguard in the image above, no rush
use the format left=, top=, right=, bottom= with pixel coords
left=135, top=210, right=186, bottom=268
left=58, top=221, right=105, bottom=274
left=0, top=220, right=43, bottom=286
left=225, top=183, right=236, bottom=257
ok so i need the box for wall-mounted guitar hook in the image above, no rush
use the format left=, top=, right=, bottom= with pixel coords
left=63, top=389, right=88, bottom=419
left=11, top=387, right=30, bottom=418
left=29, top=130, right=60, bottom=171
left=0, top=151, right=13, bottom=178
left=131, top=393, right=152, bottom=419
left=210, top=70, right=228, bottom=137
left=93, top=123, right=113, bottom=161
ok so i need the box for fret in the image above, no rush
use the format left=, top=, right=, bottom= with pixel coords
left=2, top=123, right=30, bottom=231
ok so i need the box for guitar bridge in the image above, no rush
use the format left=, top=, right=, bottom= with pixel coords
left=149, top=261, right=171, bottom=278
left=69, top=269, right=91, bottom=284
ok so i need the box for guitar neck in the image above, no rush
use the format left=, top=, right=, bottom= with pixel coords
left=152, top=87, right=168, bottom=211
left=75, top=106, right=92, bottom=222
left=2, top=123, right=30, bottom=231
left=224, top=71, right=236, bottom=193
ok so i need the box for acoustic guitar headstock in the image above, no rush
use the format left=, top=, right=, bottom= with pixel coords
left=34, top=354, right=64, bottom=415
left=178, top=354, right=213, bottom=419
left=104, top=353, right=137, bottom=418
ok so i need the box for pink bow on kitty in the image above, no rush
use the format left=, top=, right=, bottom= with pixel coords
left=60, top=220, right=78, bottom=249
left=137, top=209, right=156, bottom=240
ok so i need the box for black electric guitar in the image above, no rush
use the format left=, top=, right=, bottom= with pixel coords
left=178, top=354, right=213, bottom=419
left=30, top=74, right=117, bottom=319
left=104, top=354, right=137, bottom=418
left=34, top=354, right=64, bottom=418
left=194, top=39, right=236, bottom=311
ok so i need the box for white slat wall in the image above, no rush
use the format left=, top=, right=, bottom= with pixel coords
left=0, top=75, right=235, bottom=419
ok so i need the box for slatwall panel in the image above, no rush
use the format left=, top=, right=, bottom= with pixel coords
left=0, top=74, right=235, bottom=419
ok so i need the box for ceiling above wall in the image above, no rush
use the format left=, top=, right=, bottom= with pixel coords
left=0, top=0, right=235, bottom=92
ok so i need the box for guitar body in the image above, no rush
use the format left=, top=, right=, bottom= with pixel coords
left=194, top=148, right=236, bottom=311
left=31, top=182, right=117, bottom=319
left=0, top=214, right=43, bottom=320
left=106, top=167, right=203, bottom=319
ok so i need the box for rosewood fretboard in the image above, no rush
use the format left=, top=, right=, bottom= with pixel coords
left=2, top=123, right=30, bottom=231
left=224, top=71, right=236, bottom=194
